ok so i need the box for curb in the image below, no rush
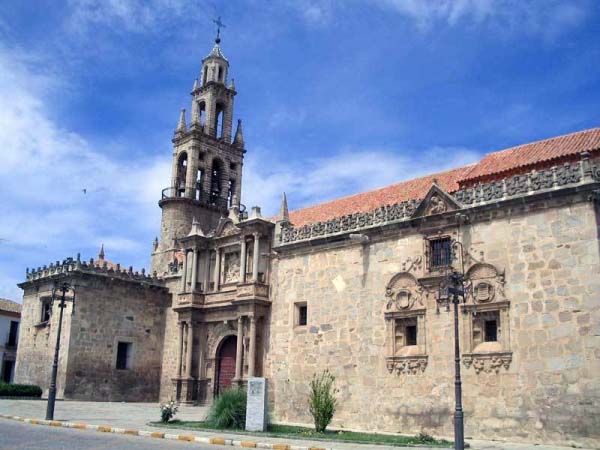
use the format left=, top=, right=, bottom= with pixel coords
left=0, top=413, right=330, bottom=450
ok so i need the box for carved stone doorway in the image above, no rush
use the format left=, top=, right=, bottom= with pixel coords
left=215, top=335, right=237, bottom=396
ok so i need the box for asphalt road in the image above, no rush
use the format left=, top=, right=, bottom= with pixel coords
left=0, top=419, right=230, bottom=450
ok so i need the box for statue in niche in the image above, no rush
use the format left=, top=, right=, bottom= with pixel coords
left=223, top=252, right=240, bottom=283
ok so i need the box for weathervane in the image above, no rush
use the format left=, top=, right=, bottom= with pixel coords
left=213, top=16, right=226, bottom=43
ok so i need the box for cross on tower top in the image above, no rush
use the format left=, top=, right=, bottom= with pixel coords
left=213, top=16, right=226, bottom=44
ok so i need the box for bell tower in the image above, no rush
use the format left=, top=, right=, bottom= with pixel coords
left=152, top=31, right=246, bottom=275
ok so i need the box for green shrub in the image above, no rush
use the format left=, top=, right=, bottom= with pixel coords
left=308, top=370, right=338, bottom=433
left=416, top=432, right=436, bottom=444
left=207, top=388, right=247, bottom=429
left=159, top=399, right=179, bottom=423
left=0, top=382, right=42, bottom=397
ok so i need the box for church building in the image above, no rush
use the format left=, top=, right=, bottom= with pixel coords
left=14, top=35, right=600, bottom=447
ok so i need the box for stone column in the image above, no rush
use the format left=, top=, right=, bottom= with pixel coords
left=191, top=248, right=199, bottom=291
left=203, top=251, right=211, bottom=293
left=235, top=316, right=244, bottom=381
left=186, top=322, right=194, bottom=378
left=177, top=322, right=184, bottom=377
left=180, top=250, right=189, bottom=292
left=252, top=233, right=260, bottom=282
left=213, top=248, right=221, bottom=291
left=239, top=237, right=247, bottom=283
left=248, top=316, right=257, bottom=377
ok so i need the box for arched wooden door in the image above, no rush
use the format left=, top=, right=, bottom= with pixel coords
left=215, top=335, right=237, bottom=396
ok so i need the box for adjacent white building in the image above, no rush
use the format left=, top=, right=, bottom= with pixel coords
left=0, top=298, right=21, bottom=383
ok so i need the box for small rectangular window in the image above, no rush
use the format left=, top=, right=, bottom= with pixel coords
left=405, top=325, right=417, bottom=346
left=41, top=298, right=52, bottom=323
left=429, top=237, right=452, bottom=269
left=296, top=303, right=308, bottom=327
left=484, top=320, right=498, bottom=342
left=116, top=342, right=132, bottom=370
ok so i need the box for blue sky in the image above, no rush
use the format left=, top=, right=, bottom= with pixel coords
left=0, top=0, right=599, bottom=300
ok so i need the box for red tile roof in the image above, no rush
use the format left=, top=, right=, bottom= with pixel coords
left=289, top=166, right=473, bottom=227
left=287, top=127, right=600, bottom=227
left=461, top=128, right=600, bottom=184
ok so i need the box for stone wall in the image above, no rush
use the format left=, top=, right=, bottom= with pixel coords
left=16, top=274, right=169, bottom=402
left=158, top=279, right=181, bottom=401
left=64, top=276, right=169, bottom=401
left=15, top=280, right=73, bottom=398
left=266, top=198, right=600, bottom=447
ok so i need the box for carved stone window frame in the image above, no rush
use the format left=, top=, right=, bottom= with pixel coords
left=461, top=262, right=513, bottom=374
left=385, top=309, right=428, bottom=375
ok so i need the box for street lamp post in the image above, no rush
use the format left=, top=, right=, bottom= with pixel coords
left=438, top=241, right=470, bottom=450
left=46, top=280, right=75, bottom=421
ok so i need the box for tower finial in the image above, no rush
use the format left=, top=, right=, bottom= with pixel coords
left=213, top=16, right=226, bottom=44
left=99, top=243, right=105, bottom=260
left=176, top=108, right=187, bottom=133
left=233, top=119, right=244, bottom=147
left=278, top=192, right=289, bottom=223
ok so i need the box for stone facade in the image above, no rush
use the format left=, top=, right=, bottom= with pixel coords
left=16, top=260, right=170, bottom=401
left=268, top=193, right=600, bottom=447
left=14, top=35, right=600, bottom=447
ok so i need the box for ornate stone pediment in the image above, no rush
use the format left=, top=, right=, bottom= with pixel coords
left=385, top=272, right=425, bottom=311
left=412, top=183, right=463, bottom=218
left=465, top=263, right=505, bottom=304
left=214, top=218, right=239, bottom=237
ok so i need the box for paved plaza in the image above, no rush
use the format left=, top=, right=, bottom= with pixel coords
left=0, top=400, right=596, bottom=450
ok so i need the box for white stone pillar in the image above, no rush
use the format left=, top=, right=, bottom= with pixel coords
left=239, top=237, right=247, bottom=283
left=186, top=322, right=194, bottom=378
left=213, top=248, right=221, bottom=291
left=248, top=316, right=257, bottom=377
left=235, top=316, right=244, bottom=380
left=252, top=234, right=260, bottom=282
left=181, top=250, right=189, bottom=292
left=177, top=322, right=184, bottom=377
left=191, top=248, right=199, bottom=291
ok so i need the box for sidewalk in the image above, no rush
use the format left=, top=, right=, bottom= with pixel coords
left=0, top=400, right=593, bottom=450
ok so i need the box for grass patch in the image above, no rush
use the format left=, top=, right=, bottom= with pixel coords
left=149, top=421, right=452, bottom=447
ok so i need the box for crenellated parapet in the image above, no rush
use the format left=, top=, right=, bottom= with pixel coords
left=22, top=255, right=162, bottom=287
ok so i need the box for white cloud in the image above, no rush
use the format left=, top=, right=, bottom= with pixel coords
left=375, top=0, right=590, bottom=37
left=242, top=145, right=479, bottom=218
left=285, top=0, right=591, bottom=38
left=65, top=0, right=200, bottom=33
left=0, top=43, right=170, bottom=298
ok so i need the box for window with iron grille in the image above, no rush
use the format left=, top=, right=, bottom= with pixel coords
left=429, top=237, right=452, bottom=269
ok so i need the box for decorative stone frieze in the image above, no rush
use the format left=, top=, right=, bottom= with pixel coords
left=386, top=356, right=428, bottom=374
left=462, top=352, right=512, bottom=374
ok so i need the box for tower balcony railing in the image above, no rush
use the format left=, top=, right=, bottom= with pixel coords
left=161, top=187, right=229, bottom=210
